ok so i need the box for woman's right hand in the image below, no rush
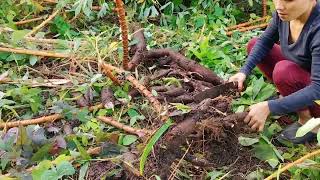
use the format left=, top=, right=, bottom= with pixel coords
left=228, top=72, right=246, bottom=91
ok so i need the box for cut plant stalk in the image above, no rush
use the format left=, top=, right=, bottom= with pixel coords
left=101, top=63, right=167, bottom=121
left=115, top=0, right=129, bottom=70
left=265, top=149, right=320, bottom=180
left=97, top=116, right=152, bottom=138
left=0, top=47, right=70, bottom=58
left=0, top=103, right=103, bottom=129
left=25, top=9, right=60, bottom=37
left=15, top=15, right=47, bottom=25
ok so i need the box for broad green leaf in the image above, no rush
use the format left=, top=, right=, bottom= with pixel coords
left=122, top=135, right=138, bottom=146
left=29, top=55, right=38, bottom=66
left=207, top=170, right=224, bottom=179
left=79, top=162, right=89, bottom=180
left=52, top=154, right=72, bottom=165
left=32, top=160, right=52, bottom=180
left=41, top=169, right=59, bottom=180
left=31, top=143, right=53, bottom=162
left=296, top=118, right=320, bottom=137
left=73, top=138, right=91, bottom=160
left=261, top=135, right=284, bottom=162
left=238, top=136, right=259, bottom=146
left=266, top=158, right=279, bottom=169
left=140, top=119, right=173, bottom=175
left=128, top=108, right=145, bottom=126
left=56, top=161, right=76, bottom=177
left=12, top=30, right=28, bottom=44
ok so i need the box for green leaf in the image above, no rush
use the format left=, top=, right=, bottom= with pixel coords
left=296, top=118, right=320, bottom=137
left=12, top=30, right=29, bottom=44
left=73, top=138, right=91, bottom=160
left=56, top=161, right=75, bottom=177
left=77, top=108, right=90, bottom=123
left=140, top=119, right=173, bottom=175
left=79, top=162, right=89, bottom=180
left=122, top=135, right=138, bottom=146
left=170, top=103, right=192, bottom=114
left=29, top=55, right=38, bottom=66
left=31, top=143, right=53, bottom=162
left=52, top=154, right=72, bottom=165
left=128, top=108, right=145, bottom=126
left=41, top=169, right=59, bottom=180
left=238, top=136, right=259, bottom=146
left=266, top=158, right=279, bottom=169
left=207, top=170, right=224, bottom=179
left=32, top=160, right=52, bottom=180
left=261, top=135, right=284, bottom=162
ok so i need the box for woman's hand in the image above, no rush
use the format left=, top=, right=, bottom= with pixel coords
left=244, top=101, right=270, bottom=132
left=228, top=72, right=246, bottom=91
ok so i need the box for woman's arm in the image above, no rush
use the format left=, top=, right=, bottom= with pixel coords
left=268, top=29, right=320, bottom=115
left=240, top=13, right=280, bottom=76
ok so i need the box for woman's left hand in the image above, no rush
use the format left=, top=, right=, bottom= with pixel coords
left=244, top=101, right=270, bottom=132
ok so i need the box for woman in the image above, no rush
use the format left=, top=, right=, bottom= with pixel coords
left=229, top=0, right=320, bottom=144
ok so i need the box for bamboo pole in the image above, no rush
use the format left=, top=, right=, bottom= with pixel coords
left=265, top=149, right=320, bottom=180
left=0, top=47, right=70, bottom=58
left=226, top=16, right=269, bottom=31
left=26, top=9, right=60, bottom=37
left=226, top=23, right=268, bottom=36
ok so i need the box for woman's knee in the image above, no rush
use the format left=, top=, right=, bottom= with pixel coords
left=247, top=37, right=259, bottom=54
left=272, top=60, right=296, bottom=85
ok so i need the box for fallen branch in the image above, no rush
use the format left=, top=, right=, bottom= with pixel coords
left=226, top=23, right=268, bottom=36
left=101, top=62, right=121, bottom=85
left=265, top=149, right=320, bottom=180
left=0, top=103, right=103, bottom=129
left=0, top=114, right=62, bottom=129
left=0, top=79, right=71, bottom=87
left=0, top=47, right=70, bottom=58
left=97, top=116, right=152, bottom=138
left=26, top=9, right=60, bottom=37
left=101, top=63, right=166, bottom=121
left=115, top=0, right=129, bottom=70
left=15, top=16, right=47, bottom=25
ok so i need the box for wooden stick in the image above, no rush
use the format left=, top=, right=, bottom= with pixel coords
left=265, top=149, right=320, bottom=180
left=226, top=23, right=268, bottom=36
left=115, top=0, right=129, bottom=70
left=0, top=103, right=103, bottom=129
left=226, top=16, right=268, bottom=31
left=97, top=116, right=152, bottom=137
left=0, top=47, right=70, bottom=58
left=15, top=16, right=47, bottom=25
left=101, top=63, right=166, bottom=120
left=101, top=64, right=122, bottom=85
left=0, top=114, right=62, bottom=129
left=26, top=9, right=60, bottom=37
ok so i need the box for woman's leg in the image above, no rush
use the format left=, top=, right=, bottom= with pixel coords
left=247, top=38, right=286, bottom=81
left=247, top=38, right=320, bottom=118
left=272, top=60, right=320, bottom=118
